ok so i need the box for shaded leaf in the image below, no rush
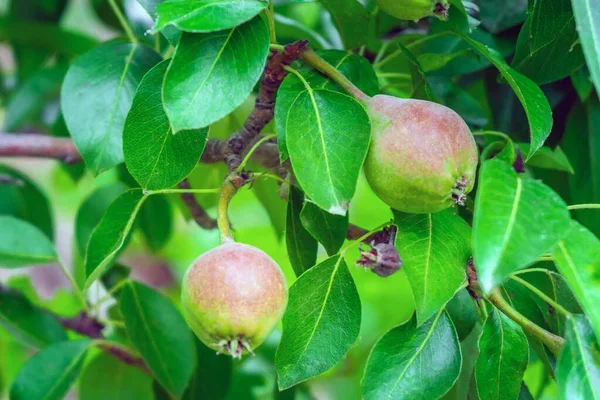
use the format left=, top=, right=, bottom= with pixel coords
left=0, top=216, right=57, bottom=268
left=512, top=1, right=585, bottom=85
left=454, top=32, right=553, bottom=159
left=139, top=194, right=173, bottom=253
left=0, top=288, right=66, bottom=348
left=275, top=256, right=360, bottom=389
left=472, top=160, right=570, bottom=292
left=362, top=311, right=461, bottom=400
left=184, top=338, right=232, bottom=400
left=121, top=281, right=195, bottom=398
left=10, top=340, right=91, bottom=400
left=79, top=352, right=153, bottom=400
left=553, top=221, right=600, bottom=343
left=75, top=182, right=128, bottom=255
left=286, top=186, right=317, bottom=277
left=446, top=289, right=479, bottom=341
left=61, top=42, right=161, bottom=174
left=394, top=209, right=471, bottom=325
left=319, top=0, right=370, bottom=49
left=479, top=0, right=528, bottom=33
left=85, top=189, right=147, bottom=288
left=517, top=143, right=574, bottom=174
left=4, top=62, right=67, bottom=131
left=163, top=16, right=269, bottom=132
left=561, top=101, right=600, bottom=236
left=476, top=308, right=529, bottom=400
left=0, top=163, right=54, bottom=239
left=300, top=201, right=348, bottom=255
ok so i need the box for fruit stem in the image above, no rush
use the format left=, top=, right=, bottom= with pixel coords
left=567, top=203, right=600, bottom=210
left=509, top=275, right=571, bottom=316
left=217, top=174, right=246, bottom=243
left=486, top=288, right=564, bottom=355
left=300, top=47, right=370, bottom=103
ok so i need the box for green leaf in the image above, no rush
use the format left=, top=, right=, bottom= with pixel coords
left=120, top=281, right=195, bottom=398
left=123, top=60, right=208, bottom=190
left=0, top=163, right=54, bottom=239
left=285, top=83, right=370, bottom=215
left=517, top=143, right=574, bottom=174
left=163, top=16, right=269, bottom=132
left=319, top=0, right=370, bottom=49
left=562, top=101, right=600, bottom=236
left=184, top=338, right=232, bottom=400
left=0, top=19, right=97, bottom=56
left=4, top=62, right=67, bottom=131
left=276, top=50, right=377, bottom=160
left=75, top=182, right=128, bottom=255
left=155, top=0, right=267, bottom=33
left=454, top=32, right=553, bottom=159
left=476, top=308, right=529, bottom=400
left=300, top=201, right=348, bottom=255
left=479, top=0, right=528, bottom=33
left=139, top=194, right=173, bottom=253
left=285, top=186, right=317, bottom=277
left=10, top=339, right=91, bottom=400
left=572, top=0, right=600, bottom=96
left=0, top=216, right=57, bottom=268
left=393, top=209, right=471, bottom=325
left=79, top=352, right=153, bottom=400
left=275, top=255, right=361, bottom=389
left=0, top=288, right=66, bottom=348
left=251, top=176, right=286, bottom=239
left=553, top=221, right=600, bottom=343
left=85, top=189, right=147, bottom=288
left=362, top=311, right=461, bottom=400
left=556, top=315, right=600, bottom=400
left=512, top=1, right=586, bottom=85
left=61, top=42, right=161, bottom=174
left=446, top=289, right=479, bottom=341
left=472, top=159, right=571, bottom=292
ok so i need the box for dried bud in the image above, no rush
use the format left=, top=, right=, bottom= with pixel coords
left=356, top=225, right=402, bottom=277
left=357, top=242, right=402, bottom=277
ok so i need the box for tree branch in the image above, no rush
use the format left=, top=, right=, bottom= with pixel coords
left=0, top=133, right=82, bottom=164
left=217, top=40, right=308, bottom=171
left=177, top=178, right=218, bottom=229
left=58, top=312, right=151, bottom=374
left=0, top=283, right=150, bottom=374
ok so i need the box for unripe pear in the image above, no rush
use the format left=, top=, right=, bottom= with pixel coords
left=364, top=96, right=478, bottom=214
left=181, top=242, right=288, bottom=358
left=375, top=0, right=450, bottom=21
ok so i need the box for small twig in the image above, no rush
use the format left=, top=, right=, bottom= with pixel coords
left=0, top=133, right=81, bottom=163
left=177, top=179, right=218, bottom=230
left=58, top=312, right=149, bottom=374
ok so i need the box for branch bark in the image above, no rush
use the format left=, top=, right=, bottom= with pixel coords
left=177, top=178, right=218, bottom=229
left=0, top=133, right=81, bottom=164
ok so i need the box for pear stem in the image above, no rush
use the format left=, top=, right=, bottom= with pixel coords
left=217, top=174, right=246, bottom=243
left=300, top=48, right=370, bottom=103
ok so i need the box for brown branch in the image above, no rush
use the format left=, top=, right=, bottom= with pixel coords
left=0, top=133, right=82, bottom=164
left=177, top=179, right=218, bottom=229
left=58, top=312, right=151, bottom=374
left=0, top=283, right=150, bottom=374
left=217, top=40, right=308, bottom=171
